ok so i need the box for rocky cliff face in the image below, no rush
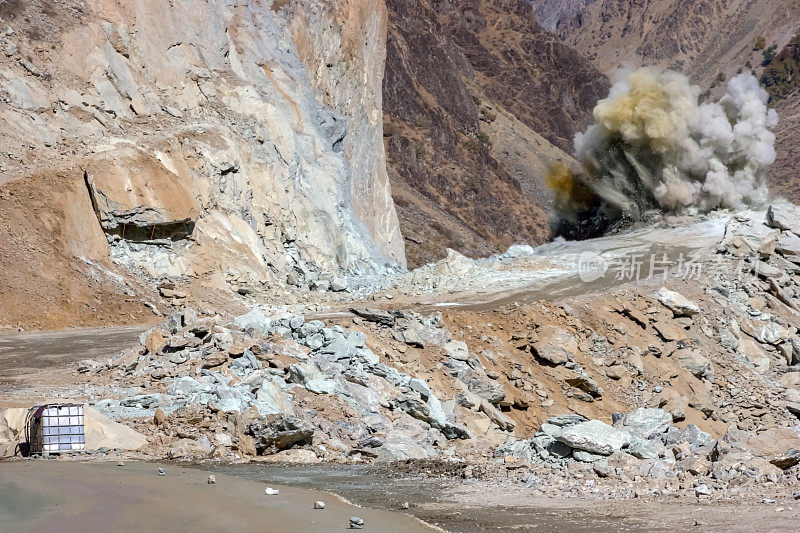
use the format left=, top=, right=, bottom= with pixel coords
left=0, top=0, right=403, bottom=327
left=285, top=0, right=405, bottom=266
left=383, top=0, right=608, bottom=267
left=530, top=0, right=597, bottom=33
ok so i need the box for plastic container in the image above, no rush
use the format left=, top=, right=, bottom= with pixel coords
left=26, top=404, right=85, bottom=454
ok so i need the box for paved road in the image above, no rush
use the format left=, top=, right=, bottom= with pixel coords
left=0, top=325, right=149, bottom=377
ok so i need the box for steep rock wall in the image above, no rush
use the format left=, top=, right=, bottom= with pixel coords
left=0, top=0, right=404, bottom=327
left=286, top=0, right=406, bottom=267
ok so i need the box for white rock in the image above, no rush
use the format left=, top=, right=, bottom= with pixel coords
left=654, top=287, right=700, bottom=317
left=314, top=501, right=325, bottom=509
left=264, top=487, right=280, bottom=495
left=556, top=420, right=632, bottom=455
left=767, top=204, right=800, bottom=235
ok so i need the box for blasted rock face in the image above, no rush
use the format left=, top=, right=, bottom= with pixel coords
left=84, top=148, right=199, bottom=242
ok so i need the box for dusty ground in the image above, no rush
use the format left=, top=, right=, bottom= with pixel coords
left=0, top=325, right=149, bottom=410
left=0, top=460, right=435, bottom=532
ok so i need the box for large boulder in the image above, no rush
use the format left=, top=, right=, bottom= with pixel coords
left=555, top=420, right=631, bottom=455
left=467, top=374, right=506, bottom=404
left=349, top=308, right=396, bottom=327
left=249, top=415, right=314, bottom=455
left=653, top=287, right=700, bottom=317
left=673, top=349, right=712, bottom=380
left=663, top=424, right=713, bottom=452
left=776, top=232, right=800, bottom=256
left=617, top=408, right=672, bottom=439
left=531, top=326, right=578, bottom=365
left=233, top=308, right=271, bottom=333
left=767, top=204, right=800, bottom=235
left=742, top=427, right=800, bottom=460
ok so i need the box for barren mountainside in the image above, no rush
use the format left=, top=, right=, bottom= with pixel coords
left=383, top=0, right=608, bottom=266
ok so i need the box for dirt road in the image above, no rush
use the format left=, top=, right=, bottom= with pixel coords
left=0, top=325, right=147, bottom=379
left=0, top=460, right=435, bottom=533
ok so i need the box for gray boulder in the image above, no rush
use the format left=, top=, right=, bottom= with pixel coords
left=618, top=408, right=672, bottom=438
left=349, top=308, right=396, bottom=327
left=653, top=287, right=700, bottom=317
left=444, top=339, right=469, bottom=361
left=393, top=327, right=425, bottom=348
left=776, top=232, right=800, bottom=256
left=545, top=414, right=588, bottom=428
left=233, top=308, right=271, bottom=333
left=662, top=424, right=712, bottom=452
left=249, top=415, right=314, bottom=455
left=627, top=437, right=658, bottom=459
left=467, top=374, right=506, bottom=404
left=556, top=420, right=632, bottom=455
left=494, top=439, right=538, bottom=463
left=673, top=349, right=712, bottom=380
left=767, top=204, right=800, bottom=235
left=572, top=450, right=605, bottom=463
left=228, top=350, right=260, bottom=377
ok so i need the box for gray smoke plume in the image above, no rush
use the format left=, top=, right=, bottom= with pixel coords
left=548, top=68, right=778, bottom=238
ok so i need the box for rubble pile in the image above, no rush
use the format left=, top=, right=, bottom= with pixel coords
left=41, top=203, right=800, bottom=504
left=496, top=408, right=800, bottom=500
left=87, top=307, right=517, bottom=462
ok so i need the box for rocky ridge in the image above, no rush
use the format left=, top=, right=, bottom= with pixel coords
left=383, top=0, right=608, bottom=266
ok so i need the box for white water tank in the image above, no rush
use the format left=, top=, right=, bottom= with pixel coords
left=27, top=404, right=85, bottom=454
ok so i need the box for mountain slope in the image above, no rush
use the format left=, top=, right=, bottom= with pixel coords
left=383, top=0, right=608, bottom=266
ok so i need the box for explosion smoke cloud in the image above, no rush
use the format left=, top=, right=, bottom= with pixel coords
left=550, top=68, right=778, bottom=239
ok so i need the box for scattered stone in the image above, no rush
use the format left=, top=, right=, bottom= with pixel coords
left=654, top=287, right=700, bottom=317
left=767, top=204, right=800, bottom=235
left=77, top=359, right=97, bottom=373
left=249, top=415, right=314, bottom=455
left=531, top=325, right=577, bottom=365
left=695, top=484, right=712, bottom=497
left=593, top=462, right=611, bottom=477
left=314, top=501, right=325, bottom=509
left=349, top=516, right=364, bottom=529
left=264, top=487, right=279, bottom=495
left=653, top=320, right=687, bottom=342
left=158, top=467, right=166, bottom=476
left=555, top=420, right=631, bottom=456
left=117, top=461, right=125, bottom=467
left=350, top=308, right=396, bottom=327
left=207, top=475, right=216, bottom=485
left=770, top=449, right=800, bottom=470
left=330, top=277, right=349, bottom=292
left=672, top=349, right=712, bottom=380
left=401, top=502, right=410, bottom=510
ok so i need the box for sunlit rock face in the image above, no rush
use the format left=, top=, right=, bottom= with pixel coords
left=4, top=0, right=405, bottom=285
